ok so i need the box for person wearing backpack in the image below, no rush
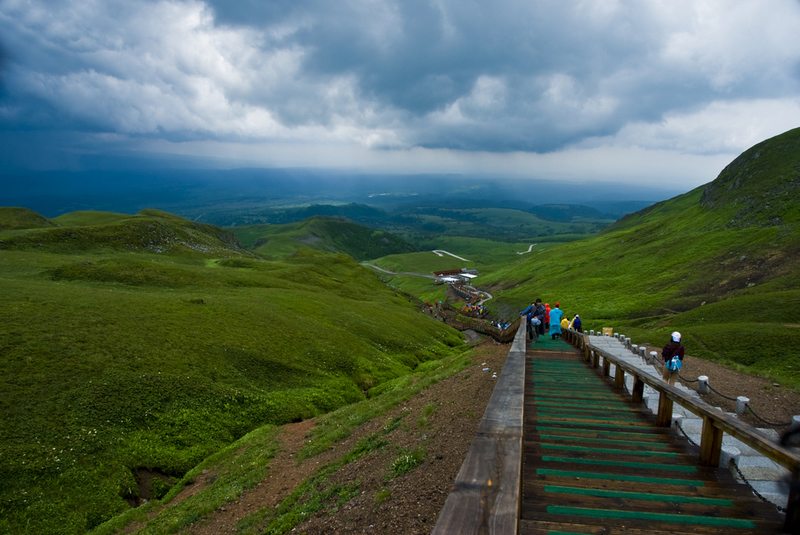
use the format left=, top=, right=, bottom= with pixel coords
left=661, top=331, right=685, bottom=386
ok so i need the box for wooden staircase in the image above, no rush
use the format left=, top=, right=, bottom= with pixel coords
left=520, top=348, right=785, bottom=534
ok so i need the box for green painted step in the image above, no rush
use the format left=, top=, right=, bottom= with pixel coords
left=534, top=398, right=628, bottom=407
left=533, top=387, right=613, bottom=398
left=546, top=506, right=755, bottom=529
left=537, top=468, right=704, bottom=486
left=538, top=435, right=669, bottom=448
left=536, top=419, right=647, bottom=428
left=533, top=401, right=632, bottom=411
left=544, top=485, right=733, bottom=506
left=532, top=394, right=624, bottom=402
left=535, top=409, right=640, bottom=420
left=541, top=444, right=677, bottom=457
left=536, top=426, right=662, bottom=438
left=541, top=456, right=697, bottom=472
left=535, top=413, right=640, bottom=423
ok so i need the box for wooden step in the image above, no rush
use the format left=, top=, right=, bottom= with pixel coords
left=521, top=348, right=785, bottom=534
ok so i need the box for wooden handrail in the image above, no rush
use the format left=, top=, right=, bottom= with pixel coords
left=441, top=303, right=520, bottom=343
left=432, top=318, right=526, bottom=534
left=560, top=328, right=800, bottom=532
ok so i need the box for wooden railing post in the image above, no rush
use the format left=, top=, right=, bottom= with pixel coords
left=656, top=393, right=673, bottom=427
left=592, top=350, right=599, bottom=369
left=631, top=376, right=645, bottom=404
left=602, top=357, right=611, bottom=377
left=614, top=364, right=625, bottom=389
left=699, top=415, right=723, bottom=466
left=785, top=474, right=800, bottom=533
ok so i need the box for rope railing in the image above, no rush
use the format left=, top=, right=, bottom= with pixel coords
left=621, top=338, right=791, bottom=430
left=705, top=383, right=740, bottom=402
left=745, top=404, right=794, bottom=428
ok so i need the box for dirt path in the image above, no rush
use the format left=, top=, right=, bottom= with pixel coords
left=180, top=340, right=510, bottom=535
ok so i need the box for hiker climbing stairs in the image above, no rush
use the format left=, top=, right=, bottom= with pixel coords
left=520, top=347, right=786, bottom=534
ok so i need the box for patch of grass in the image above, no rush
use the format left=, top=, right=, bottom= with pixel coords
left=89, top=425, right=281, bottom=535
left=297, top=352, right=471, bottom=460
left=388, top=445, right=427, bottom=479
left=374, top=489, right=391, bottom=505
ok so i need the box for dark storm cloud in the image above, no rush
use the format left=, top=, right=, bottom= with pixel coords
left=0, top=0, right=799, bottom=174
left=206, top=0, right=800, bottom=151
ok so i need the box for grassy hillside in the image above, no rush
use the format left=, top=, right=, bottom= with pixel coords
left=228, top=216, right=416, bottom=261
left=482, top=127, right=800, bottom=387
left=0, top=210, right=465, bottom=535
left=0, top=207, right=59, bottom=230
left=0, top=208, right=248, bottom=257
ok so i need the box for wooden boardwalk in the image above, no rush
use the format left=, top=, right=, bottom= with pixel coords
left=520, top=346, right=786, bottom=534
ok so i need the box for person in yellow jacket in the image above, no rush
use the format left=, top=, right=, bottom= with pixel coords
left=560, top=316, right=569, bottom=329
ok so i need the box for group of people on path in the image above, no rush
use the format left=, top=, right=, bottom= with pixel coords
left=519, top=299, right=582, bottom=344
left=517, top=298, right=687, bottom=386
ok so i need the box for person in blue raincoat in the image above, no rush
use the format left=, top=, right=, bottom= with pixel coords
left=549, top=302, right=564, bottom=340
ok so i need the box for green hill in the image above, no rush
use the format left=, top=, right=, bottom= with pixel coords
left=0, top=209, right=249, bottom=257
left=229, top=216, right=417, bottom=261
left=483, top=127, right=800, bottom=387
left=0, top=206, right=59, bottom=230
left=0, top=209, right=464, bottom=535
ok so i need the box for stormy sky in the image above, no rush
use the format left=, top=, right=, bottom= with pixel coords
left=1, top=0, right=799, bottom=188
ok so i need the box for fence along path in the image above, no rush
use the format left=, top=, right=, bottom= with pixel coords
left=432, top=319, right=798, bottom=534
left=521, top=345, right=785, bottom=534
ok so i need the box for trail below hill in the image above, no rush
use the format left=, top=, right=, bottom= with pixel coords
left=431, top=250, right=469, bottom=261
left=362, top=263, right=436, bottom=278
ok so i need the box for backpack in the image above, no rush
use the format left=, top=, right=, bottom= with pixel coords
left=667, top=355, right=682, bottom=371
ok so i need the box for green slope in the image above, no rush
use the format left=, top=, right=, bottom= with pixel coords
left=0, top=208, right=248, bottom=257
left=483, top=127, right=800, bottom=386
left=0, top=206, right=59, bottom=230
left=0, top=210, right=464, bottom=535
left=229, top=216, right=416, bottom=261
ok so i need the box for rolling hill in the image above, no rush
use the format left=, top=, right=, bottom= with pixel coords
left=0, top=209, right=465, bottom=535
left=482, top=126, right=800, bottom=387
left=228, top=216, right=417, bottom=261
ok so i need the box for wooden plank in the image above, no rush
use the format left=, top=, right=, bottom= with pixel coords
left=700, top=415, right=724, bottom=467
left=632, top=375, right=645, bottom=404
left=614, top=364, right=625, bottom=389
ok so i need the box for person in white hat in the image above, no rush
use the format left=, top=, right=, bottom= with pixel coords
left=661, top=331, right=685, bottom=385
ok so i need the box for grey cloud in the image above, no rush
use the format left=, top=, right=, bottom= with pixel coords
left=1, top=0, right=799, bottom=163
